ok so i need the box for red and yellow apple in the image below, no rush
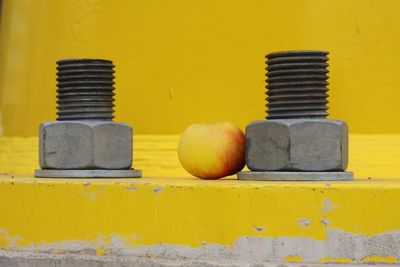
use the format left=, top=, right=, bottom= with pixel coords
left=178, top=121, right=245, bottom=179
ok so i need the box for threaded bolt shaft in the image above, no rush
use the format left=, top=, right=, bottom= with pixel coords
left=265, top=50, right=329, bottom=119
left=56, top=59, right=115, bottom=121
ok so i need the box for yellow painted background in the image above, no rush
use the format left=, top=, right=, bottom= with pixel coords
left=1, top=0, right=400, bottom=136
left=1, top=2, right=400, bottom=262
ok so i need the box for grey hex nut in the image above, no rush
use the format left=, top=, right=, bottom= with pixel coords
left=39, top=121, right=133, bottom=169
left=245, top=119, right=348, bottom=171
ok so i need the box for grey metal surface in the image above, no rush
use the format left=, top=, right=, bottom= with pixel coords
left=237, top=171, right=353, bottom=181
left=245, top=119, right=348, bottom=171
left=265, top=50, right=329, bottom=119
left=37, top=58, right=140, bottom=177
left=34, top=169, right=142, bottom=178
left=39, top=121, right=133, bottom=170
left=56, top=59, right=115, bottom=121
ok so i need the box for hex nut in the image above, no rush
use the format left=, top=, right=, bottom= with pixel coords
left=245, top=119, right=348, bottom=171
left=39, top=121, right=133, bottom=169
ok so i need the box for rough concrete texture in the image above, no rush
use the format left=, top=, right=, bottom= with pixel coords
left=39, top=121, right=133, bottom=169
left=246, top=119, right=348, bottom=171
left=1, top=229, right=400, bottom=266
left=237, top=171, right=353, bottom=181
left=0, top=251, right=397, bottom=267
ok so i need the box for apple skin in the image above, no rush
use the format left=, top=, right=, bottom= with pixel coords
left=178, top=121, right=245, bottom=180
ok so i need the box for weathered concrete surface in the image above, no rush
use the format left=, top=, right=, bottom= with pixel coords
left=237, top=171, right=353, bottom=181
left=0, top=176, right=399, bottom=265
left=1, top=229, right=400, bottom=266
left=0, top=251, right=398, bottom=267
left=39, top=121, right=133, bottom=170
left=245, top=119, right=348, bottom=171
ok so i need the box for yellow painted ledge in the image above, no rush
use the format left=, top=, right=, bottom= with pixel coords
left=0, top=175, right=400, bottom=263
left=0, top=135, right=399, bottom=264
left=0, top=134, right=400, bottom=178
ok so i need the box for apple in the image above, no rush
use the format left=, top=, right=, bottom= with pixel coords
left=178, top=121, right=245, bottom=179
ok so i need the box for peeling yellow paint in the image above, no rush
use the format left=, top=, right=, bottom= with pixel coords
left=320, top=257, right=353, bottom=263
left=0, top=175, right=399, bottom=248
left=53, top=248, right=64, bottom=254
left=96, top=247, right=106, bottom=256
left=284, top=255, right=302, bottom=263
left=0, top=238, right=7, bottom=247
left=362, top=255, right=398, bottom=263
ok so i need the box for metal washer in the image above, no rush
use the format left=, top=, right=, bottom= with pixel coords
left=35, top=169, right=142, bottom=178
left=237, top=171, right=353, bottom=181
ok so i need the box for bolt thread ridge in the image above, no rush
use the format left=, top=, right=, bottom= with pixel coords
left=56, top=59, right=115, bottom=121
left=265, top=50, right=329, bottom=119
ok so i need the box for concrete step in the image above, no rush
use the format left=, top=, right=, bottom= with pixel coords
left=0, top=135, right=399, bottom=265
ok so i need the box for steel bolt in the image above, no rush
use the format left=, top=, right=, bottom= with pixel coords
left=266, top=51, right=329, bottom=119
left=35, top=58, right=141, bottom=178
left=238, top=50, right=353, bottom=180
left=56, top=59, right=116, bottom=121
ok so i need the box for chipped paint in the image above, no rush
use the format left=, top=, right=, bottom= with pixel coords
left=0, top=229, right=399, bottom=264
left=322, top=198, right=336, bottom=212
left=296, top=218, right=311, bottom=228
left=0, top=176, right=400, bottom=264
left=126, top=186, right=137, bottom=191
left=320, top=257, right=353, bottom=263
left=95, top=247, right=106, bottom=256
left=53, top=248, right=64, bottom=254
left=82, top=190, right=97, bottom=200
left=153, top=186, right=163, bottom=192
left=320, top=218, right=331, bottom=225
left=254, top=226, right=265, bottom=232
left=284, top=255, right=302, bottom=263
left=362, top=255, right=397, bottom=263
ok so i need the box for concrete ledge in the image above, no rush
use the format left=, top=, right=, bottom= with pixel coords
left=0, top=175, right=400, bottom=265
left=1, top=135, right=400, bottom=265
left=0, top=251, right=397, bottom=267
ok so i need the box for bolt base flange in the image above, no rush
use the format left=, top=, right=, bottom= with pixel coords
left=35, top=169, right=142, bottom=178
left=237, top=171, right=353, bottom=181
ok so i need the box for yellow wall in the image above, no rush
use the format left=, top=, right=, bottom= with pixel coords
left=1, top=0, right=400, bottom=135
